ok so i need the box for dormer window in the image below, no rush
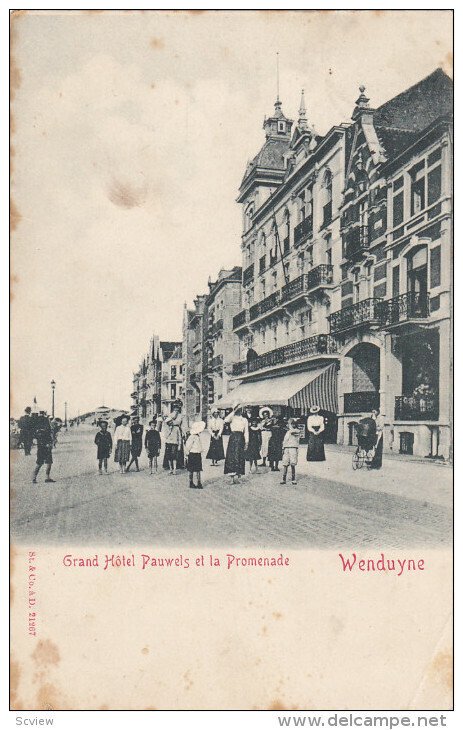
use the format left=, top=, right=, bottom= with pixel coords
left=278, top=121, right=286, bottom=133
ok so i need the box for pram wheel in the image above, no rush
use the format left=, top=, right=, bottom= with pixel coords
left=352, top=451, right=362, bottom=470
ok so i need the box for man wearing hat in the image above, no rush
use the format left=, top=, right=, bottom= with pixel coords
left=127, top=415, right=144, bottom=472
left=94, top=420, right=113, bottom=474
left=184, top=420, right=205, bottom=489
left=306, top=405, right=326, bottom=462
left=32, top=410, right=55, bottom=483
left=18, top=406, right=33, bottom=455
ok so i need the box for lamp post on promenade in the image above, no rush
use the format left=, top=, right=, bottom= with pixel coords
left=51, top=380, right=56, bottom=418
left=64, top=401, right=68, bottom=430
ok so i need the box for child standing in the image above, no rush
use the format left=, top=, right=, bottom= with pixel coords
left=184, top=420, right=205, bottom=489
left=94, top=420, right=113, bottom=474
left=145, top=420, right=161, bottom=474
left=281, top=418, right=300, bottom=485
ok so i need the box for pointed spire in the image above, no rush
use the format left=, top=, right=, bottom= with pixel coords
left=298, top=89, right=308, bottom=130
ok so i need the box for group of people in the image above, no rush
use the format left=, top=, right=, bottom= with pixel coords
left=217, top=403, right=327, bottom=485
left=91, top=400, right=329, bottom=488
left=12, top=406, right=62, bottom=483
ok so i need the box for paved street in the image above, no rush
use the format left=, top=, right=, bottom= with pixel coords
left=10, top=426, right=452, bottom=548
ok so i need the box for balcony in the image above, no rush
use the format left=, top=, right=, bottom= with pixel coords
left=329, top=298, right=384, bottom=335
left=208, top=318, right=223, bottom=337
left=232, top=334, right=338, bottom=376
left=249, top=290, right=280, bottom=322
left=232, top=361, right=249, bottom=376
left=382, top=292, right=430, bottom=327
left=211, top=354, right=224, bottom=370
left=395, top=395, right=438, bottom=421
left=243, top=263, right=254, bottom=287
left=344, top=391, right=380, bottom=413
left=306, top=264, right=334, bottom=291
left=294, top=216, right=313, bottom=246
left=343, top=224, right=369, bottom=260
left=233, top=309, right=249, bottom=330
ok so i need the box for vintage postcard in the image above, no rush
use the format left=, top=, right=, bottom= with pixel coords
left=9, top=8, right=453, bottom=713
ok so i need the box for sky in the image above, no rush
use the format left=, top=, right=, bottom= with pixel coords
left=10, top=9, right=452, bottom=419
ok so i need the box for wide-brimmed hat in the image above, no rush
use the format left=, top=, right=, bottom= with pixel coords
left=259, top=406, right=273, bottom=419
left=191, top=420, right=205, bottom=435
left=232, top=400, right=242, bottom=410
left=211, top=407, right=220, bottom=415
left=309, top=405, right=320, bottom=414
left=99, top=420, right=109, bottom=426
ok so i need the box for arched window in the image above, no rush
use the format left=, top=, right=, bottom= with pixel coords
left=322, top=169, right=333, bottom=227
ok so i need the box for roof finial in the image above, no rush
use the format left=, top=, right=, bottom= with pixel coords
left=276, top=51, right=280, bottom=103
left=298, top=88, right=308, bottom=130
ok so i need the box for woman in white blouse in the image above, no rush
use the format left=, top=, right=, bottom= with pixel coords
left=114, top=415, right=132, bottom=473
left=223, top=404, right=249, bottom=483
left=306, top=405, right=326, bottom=462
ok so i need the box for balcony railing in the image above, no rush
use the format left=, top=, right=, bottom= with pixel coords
left=395, top=395, right=438, bottom=421
left=233, top=309, right=249, bottom=330
left=294, top=216, right=313, bottom=246
left=243, top=263, right=254, bottom=287
left=307, top=264, right=334, bottom=290
left=249, top=290, right=280, bottom=322
left=211, top=354, right=224, bottom=370
left=329, top=298, right=384, bottom=334
left=208, top=318, right=223, bottom=336
left=343, top=224, right=369, bottom=259
left=232, top=361, right=249, bottom=376
left=382, top=292, right=430, bottom=326
left=232, top=334, right=338, bottom=376
left=344, top=391, right=380, bottom=413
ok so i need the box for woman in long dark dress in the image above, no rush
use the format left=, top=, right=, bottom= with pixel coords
left=245, top=418, right=262, bottom=473
left=268, top=417, right=285, bottom=471
left=206, top=409, right=225, bottom=465
left=224, top=404, right=249, bottom=484
left=306, top=405, right=326, bottom=462
left=369, top=409, right=384, bottom=469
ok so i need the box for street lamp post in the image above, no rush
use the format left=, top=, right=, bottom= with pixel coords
left=64, top=401, right=68, bottom=430
left=51, top=380, right=56, bottom=419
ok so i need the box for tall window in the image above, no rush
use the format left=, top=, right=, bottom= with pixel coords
left=307, top=246, right=314, bottom=268
left=410, top=161, right=426, bottom=215
left=284, top=209, right=291, bottom=251
left=322, top=169, right=333, bottom=227
left=326, top=234, right=332, bottom=267
left=261, top=278, right=266, bottom=299
left=298, top=190, right=306, bottom=222
left=171, top=365, right=177, bottom=379
left=273, top=325, right=278, bottom=347
left=392, top=176, right=404, bottom=227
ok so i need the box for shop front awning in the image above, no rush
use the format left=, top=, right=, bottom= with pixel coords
left=217, top=363, right=338, bottom=413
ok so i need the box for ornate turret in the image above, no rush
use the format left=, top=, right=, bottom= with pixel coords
left=263, top=97, right=293, bottom=140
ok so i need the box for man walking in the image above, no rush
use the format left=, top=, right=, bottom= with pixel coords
left=32, top=411, right=55, bottom=483
left=18, top=406, right=33, bottom=455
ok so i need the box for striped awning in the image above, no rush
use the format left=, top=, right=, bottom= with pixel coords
left=288, top=362, right=338, bottom=412
left=218, top=363, right=338, bottom=413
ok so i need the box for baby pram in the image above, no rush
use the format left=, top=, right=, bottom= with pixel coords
left=352, top=418, right=377, bottom=470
